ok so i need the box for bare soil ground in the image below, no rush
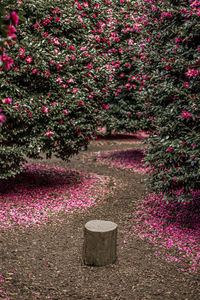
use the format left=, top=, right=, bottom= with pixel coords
left=1, top=134, right=200, bottom=299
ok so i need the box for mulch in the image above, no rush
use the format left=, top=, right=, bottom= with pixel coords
left=1, top=134, right=200, bottom=299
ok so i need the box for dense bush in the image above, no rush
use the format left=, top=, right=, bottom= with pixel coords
left=0, top=0, right=19, bottom=125
left=134, top=0, right=200, bottom=201
left=0, top=0, right=110, bottom=178
left=95, top=0, right=200, bottom=201
left=93, top=0, right=153, bottom=134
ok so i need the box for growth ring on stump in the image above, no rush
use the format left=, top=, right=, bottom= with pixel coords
left=83, top=220, right=118, bottom=266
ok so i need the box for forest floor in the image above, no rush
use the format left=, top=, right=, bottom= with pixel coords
left=1, top=133, right=200, bottom=299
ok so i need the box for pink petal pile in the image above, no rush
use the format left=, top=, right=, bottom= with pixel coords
left=93, top=149, right=150, bottom=174
left=0, top=164, right=113, bottom=229
left=131, top=191, right=200, bottom=273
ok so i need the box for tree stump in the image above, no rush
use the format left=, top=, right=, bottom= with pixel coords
left=83, top=220, right=118, bottom=266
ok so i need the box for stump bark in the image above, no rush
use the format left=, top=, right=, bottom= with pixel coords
left=83, top=220, right=118, bottom=266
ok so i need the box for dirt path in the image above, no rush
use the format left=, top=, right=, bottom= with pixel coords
left=1, top=138, right=200, bottom=299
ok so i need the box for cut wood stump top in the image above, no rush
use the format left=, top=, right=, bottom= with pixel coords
left=85, top=220, right=118, bottom=232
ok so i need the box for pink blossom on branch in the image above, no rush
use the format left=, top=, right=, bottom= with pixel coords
left=42, top=106, right=49, bottom=113
left=167, top=146, right=173, bottom=152
left=181, top=110, right=192, bottom=119
left=102, top=104, right=109, bottom=110
left=185, top=68, right=199, bottom=77
left=0, top=52, right=14, bottom=70
left=2, top=98, right=12, bottom=104
left=184, top=82, right=190, bottom=87
left=11, top=11, right=19, bottom=25
left=33, top=22, right=40, bottom=30
left=0, top=114, right=6, bottom=124
left=6, top=25, right=17, bottom=39
left=25, top=56, right=33, bottom=63
left=46, top=130, right=53, bottom=137
left=73, top=88, right=79, bottom=93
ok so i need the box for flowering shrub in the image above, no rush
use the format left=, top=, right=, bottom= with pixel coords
left=135, top=0, right=200, bottom=201
left=99, top=0, right=199, bottom=201
left=91, top=1, right=153, bottom=133
left=0, top=0, right=110, bottom=179
left=0, top=0, right=19, bottom=125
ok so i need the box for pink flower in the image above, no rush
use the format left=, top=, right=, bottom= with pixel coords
left=41, top=18, right=50, bottom=26
left=43, top=32, right=49, bottom=38
left=42, top=106, right=49, bottom=113
left=102, top=104, right=109, bottom=110
left=55, top=17, right=60, bottom=22
left=53, top=140, right=58, bottom=147
left=128, top=39, right=134, bottom=45
left=34, top=22, right=40, bottom=30
left=32, top=68, right=38, bottom=74
left=191, top=144, right=196, bottom=148
left=0, top=114, right=6, bottom=124
left=165, top=65, right=171, bottom=71
left=2, top=97, right=12, bottom=104
left=53, top=37, right=60, bottom=45
left=25, top=56, right=33, bottom=63
left=184, top=82, right=190, bottom=87
left=63, top=109, right=69, bottom=115
left=185, top=68, right=199, bottom=77
left=167, top=147, right=173, bottom=152
left=11, top=11, right=19, bottom=25
left=53, top=8, right=60, bottom=14
left=78, top=101, right=85, bottom=106
left=78, top=16, right=83, bottom=23
left=87, top=64, right=93, bottom=69
left=69, top=45, right=75, bottom=51
left=19, top=47, right=25, bottom=58
left=46, top=130, right=53, bottom=137
left=0, top=52, right=14, bottom=70
left=7, top=25, right=17, bottom=38
left=80, top=46, right=87, bottom=51
left=56, top=76, right=63, bottom=84
left=73, top=88, right=79, bottom=93
left=67, top=78, right=74, bottom=83
left=181, top=110, right=192, bottom=119
left=83, top=2, right=89, bottom=7
left=54, top=49, right=59, bottom=54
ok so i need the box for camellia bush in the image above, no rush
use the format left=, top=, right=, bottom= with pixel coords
left=0, top=0, right=19, bottom=125
left=0, top=0, right=112, bottom=179
left=92, top=0, right=154, bottom=134
left=92, top=0, right=200, bottom=202
left=132, top=0, right=200, bottom=202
